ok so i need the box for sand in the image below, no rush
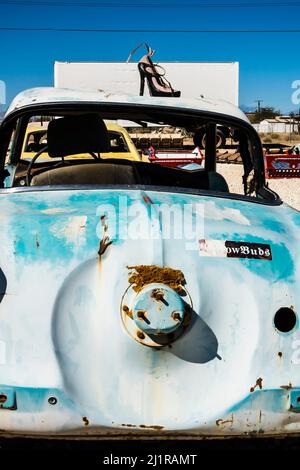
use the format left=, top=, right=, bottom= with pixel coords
left=217, top=163, right=300, bottom=211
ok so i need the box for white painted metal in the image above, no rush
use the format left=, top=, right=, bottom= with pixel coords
left=54, top=61, right=239, bottom=105
left=6, top=87, right=247, bottom=123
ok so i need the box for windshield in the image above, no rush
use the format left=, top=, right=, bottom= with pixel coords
left=1, top=105, right=275, bottom=202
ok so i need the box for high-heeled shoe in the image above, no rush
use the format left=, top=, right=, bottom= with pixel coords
left=127, top=43, right=181, bottom=98
left=138, top=61, right=181, bottom=97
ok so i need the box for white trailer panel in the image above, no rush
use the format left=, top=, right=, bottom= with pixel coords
left=54, top=61, right=239, bottom=105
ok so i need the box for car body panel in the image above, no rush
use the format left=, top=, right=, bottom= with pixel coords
left=5, top=87, right=249, bottom=124
left=0, top=87, right=297, bottom=438
left=0, top=187, right=299, bottom=436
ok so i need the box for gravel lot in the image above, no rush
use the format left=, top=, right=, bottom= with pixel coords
left=218, top=163, right=300, bottom=211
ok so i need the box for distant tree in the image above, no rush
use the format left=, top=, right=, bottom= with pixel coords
left=248, top=107, right=281, bottom=124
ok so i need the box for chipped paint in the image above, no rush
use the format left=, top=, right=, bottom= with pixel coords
left=0, top=184, right=298, bottom=436
left=40, top=208, right=77, bottom=215
left=216, top=415, right=234, bottom=427
left=250, top=378, right=263, bottom=393
left=121, top=423, right=164, bottom=431
left=4, top=87, right=249, bottom=124
left=50, top=215, right=87, bottom=247
left=82, top=416, right=89, bottom=426
left=1, top=87, right=300, bottom=437
left=0, top=188, right=299, bottom=436
left=98, top=215, right=113, bottom=256
left=280, top=383, right=293, bottom=390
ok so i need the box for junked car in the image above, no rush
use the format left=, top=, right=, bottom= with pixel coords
left=21, top=121, right=144, bottom=163
left=0, top=87, right=299, bottom=438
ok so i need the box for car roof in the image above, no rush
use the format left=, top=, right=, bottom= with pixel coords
left=5, top=87, right=249, bottom=124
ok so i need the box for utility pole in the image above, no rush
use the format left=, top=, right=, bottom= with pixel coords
left=290, top=112, right=295, bottom=142
left=255, top=99, right=263, bottom=122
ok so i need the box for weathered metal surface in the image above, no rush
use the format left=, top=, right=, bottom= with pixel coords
left=0, top=187, right=299, bottom=436
left=131, top=284, right=185, bottom=335
left=127, top=265, right=186, bottom=294
left=121, top=272, right=192, bottom=348
left=5, top=87, right=250, bottom=123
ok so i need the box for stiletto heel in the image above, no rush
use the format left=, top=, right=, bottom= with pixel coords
left=128, top=43, right=181, bottom=98
left=138, top=63, right=145, bottom=96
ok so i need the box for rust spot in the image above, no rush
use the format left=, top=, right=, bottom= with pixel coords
left=82, top=416, right=89, bottom=426
left=101, top=215, right=109, bottom=233
left=121, top=423, right=164, bottom=430
left=142, top=194, right=153, bottom=206
left=151, top=288, right=165, bottom=302
left=171, top=311, right=182, bottom=322
left=278, top=352, right=283, bottom=358
left=0, top=394, right=7, bottom=404
left=137, top=309, right=146, bottom=318
left=139, top=424, right=164, bottom=431
left=280, top=383, right=293, bottom=390
left=250, top=377, right=263, bottom=393
left=136, top=310, right=150, bottom=324
left=98, top=215, right=112, bottom=256
left=98, top=235, right=112, bottom=256
left=137, top=331, right=145, bottom=340
left=127, top=265, right=186, bottom=294
left=122, top=305, right=133, bottom=318
left=216, top=415, right=234, bottom=426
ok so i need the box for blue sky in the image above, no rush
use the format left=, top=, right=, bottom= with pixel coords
left=0, top=0, right=300, bottom=113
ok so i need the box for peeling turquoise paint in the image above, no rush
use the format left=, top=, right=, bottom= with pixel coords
left=0, top=385, right=78, bottom=413
left=229, top=389, right=290, bottom=414
left=0, top=187, right=299, bottom=436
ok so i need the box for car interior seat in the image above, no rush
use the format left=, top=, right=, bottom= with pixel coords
left=30, top=113, right=230, bottom=192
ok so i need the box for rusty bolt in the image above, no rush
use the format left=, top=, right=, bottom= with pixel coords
left=123, top=305, right=133, bottom=318
left=137, top=309, right=145, bottom=317
left=136, top=310, right=150, bottom=325
left=151, top=288, right=165, bottom=302
left=137, top=331, right=145, bottom=340
left=171, top=311, right=182, bottom=322
left=137, top=310, right=146, bottom=319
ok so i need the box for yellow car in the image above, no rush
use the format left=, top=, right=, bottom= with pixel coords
left=22, top=121, right=148, bottom=162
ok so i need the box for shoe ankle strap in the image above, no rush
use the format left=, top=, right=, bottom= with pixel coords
left=127, top=43, right=155, bottom=63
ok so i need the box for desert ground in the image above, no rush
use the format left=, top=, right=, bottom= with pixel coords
left=218, top=163, right=300, bottom=211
